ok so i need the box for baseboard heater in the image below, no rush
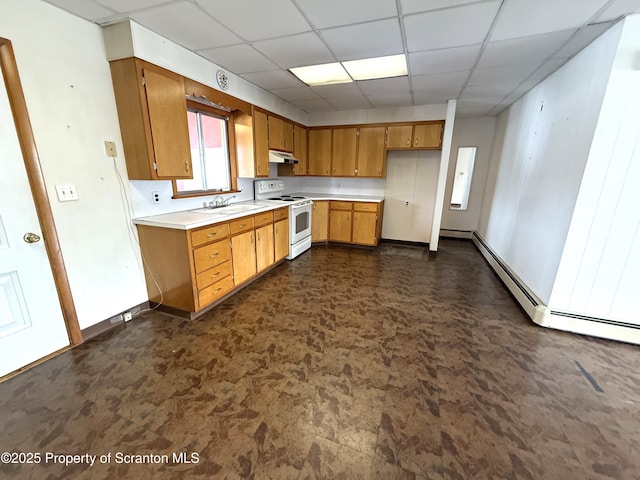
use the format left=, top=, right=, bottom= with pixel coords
left=471, top=232, right=640, bottom=345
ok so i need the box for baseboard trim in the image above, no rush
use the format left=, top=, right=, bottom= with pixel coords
left=440, top=229, right=473, bottom=239
left=81, top=302, right=149, bottom=340
left=471, top=232, right=640, bottom=345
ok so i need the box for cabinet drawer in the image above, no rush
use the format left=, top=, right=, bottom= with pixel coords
left=274, top=207, right=288, bottom=222
left=198, top=275, right=234, bottom=309
left=353, top=202, right=379, bottom=212
left=191, top=223, right=229, bottom=247
left=330, top=201, right=352, bottom=211
left=229, top=216, right=255, bottom=235
left=254, top=211, right=273, bottom=227
left=193, top=239, right=231, bottom=273
left=195, top=260, right=232, bottom=291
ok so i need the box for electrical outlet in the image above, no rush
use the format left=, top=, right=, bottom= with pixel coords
left=104, top=141, right=117, bottom=157
left=152, top=191, right=160, bottom=203
left=123, top=311, right=133, bottom=322
left=55, top=184, right=79, bottom=202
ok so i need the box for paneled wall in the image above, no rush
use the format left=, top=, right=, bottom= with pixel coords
left=550, top=15, right=640, bottom=325
left=477, top=22, right=622, bottom=304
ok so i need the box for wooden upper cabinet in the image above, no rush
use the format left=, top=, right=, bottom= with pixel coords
left=268, top=115, right=293, bottom=152
left=308, top=128, right=332, bottom=176
left=386, top=125, right=413, bottom=149
left=235, top=107, right=269, bottom=178
left=386, top=122, right=445, bottom=150
left=109, top=57, right=191, bottom=180
left=356, top=126, right=386, bottom=177
left=332, top=127, right=357, bottom=176
left=413, top=122, right=444, bottom=149
left=292, top=125, right=308, bottom=176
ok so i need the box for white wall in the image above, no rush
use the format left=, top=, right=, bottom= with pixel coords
left=441, top=117, right=496, bottom=232
left=477, top=22, right=621, bottom=304
left=549, top=15, right=640, bottom=325
left=1, top=0, right=148, bottom=329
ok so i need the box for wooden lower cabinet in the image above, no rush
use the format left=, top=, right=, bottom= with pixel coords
left=326, top=200, right=383, bottom=246
left=231, top=229, right=257, bottom=285
left=311, top=201, right=329, bottom=242
left=274, top=218, right=289, bottom=261
left=136, top=207, right=290, bottom=316
left=256, top=224, right=275, bottom=272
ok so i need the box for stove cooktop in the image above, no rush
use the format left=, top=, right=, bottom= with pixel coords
left=269, top=195, right=307, bottom=201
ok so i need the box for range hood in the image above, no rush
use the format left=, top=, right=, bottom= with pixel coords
left=269, top=150, right=299, bottom=164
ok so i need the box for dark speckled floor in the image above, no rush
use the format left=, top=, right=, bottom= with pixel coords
left=1, top=239, right=639, bottom=479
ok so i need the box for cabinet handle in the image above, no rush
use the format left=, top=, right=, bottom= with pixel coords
left=257, top=232, right=260, bottom=240
left=406, top=139, right=410, bottom=146
left=207, top=232, right=217, bottom=237
left=414, top=138, right=418, bottom=146
left=214, top=287, right=222, bottom=293
left=185, top=161, right=190, bottom=173
left=211, top=272, right=220, bottom=278
left=210, top=253, right=219, bottom=258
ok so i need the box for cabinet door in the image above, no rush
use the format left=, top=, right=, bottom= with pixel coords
left=329, top=209, right=352, bottom=243
left=254, top=110, right=269, bottom=177
left=356, top=126, right=386, bottom=177
left=413, top=122, right=444, bottom=149
left=268, top=115, right=293, bottom=151
left=256, top=224, right=275, bottom=272
left=282, top=120, right=294, bottom=152
left=308, top=129, right=332, bottom=176
left=143, top=67, right=192, bottom=178
left=352, top=212, right=378, bottom=246
left=311, top=201, right=329, bottom=242
left=386, top=125, right=413, bottom=149
left=332, top=127, right=357, bottom=176
left=293, top=125, right=308, bottom=176
left=274, top=219, right=289, bottom=261
left=232, top=230, right=256, bottom=285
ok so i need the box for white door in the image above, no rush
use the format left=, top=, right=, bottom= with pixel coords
left=382, top=150, right=440, bottom=243
left=0, top=70, right=69, bottom=377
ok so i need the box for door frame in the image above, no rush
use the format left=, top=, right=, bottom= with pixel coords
left=0, top=37, right=81, bottom=345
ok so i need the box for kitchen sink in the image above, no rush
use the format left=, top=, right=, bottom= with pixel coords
left=189, top=204, right=264, bottom=215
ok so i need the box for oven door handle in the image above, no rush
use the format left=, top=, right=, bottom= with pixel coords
left=291, top=201, right=313, bottom=210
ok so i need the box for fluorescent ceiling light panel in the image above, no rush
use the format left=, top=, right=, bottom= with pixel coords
left=342, top=54, right=407, bottom=81
left=289, top=62, right=352, bottom=86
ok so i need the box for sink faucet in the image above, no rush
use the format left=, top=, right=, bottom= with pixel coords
left=208, top=195, right=236, bottom=209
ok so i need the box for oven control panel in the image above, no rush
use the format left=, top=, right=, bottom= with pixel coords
left=254, top=179, right=284, bottom=197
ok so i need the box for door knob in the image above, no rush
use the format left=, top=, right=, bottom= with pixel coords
left=23, top=232, right=41, bottom=243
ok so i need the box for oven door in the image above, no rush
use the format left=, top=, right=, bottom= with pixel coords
left=290, top=201, right=312, bottom=245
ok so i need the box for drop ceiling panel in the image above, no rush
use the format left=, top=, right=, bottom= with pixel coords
left=461, top=83, right=518, bottom=98
left=268, top=87, right=321, bottom=102
left=413, top=87, right=462, bottom=104
left=241, top=70, right=305, bottom=90
left=478, top=30, right=575, bottom=69
left=357, top=76, right=411, bottom=95
left=409, top=44, right=481, bottom=75
left=404, top=1, right=501, bottom=52
left=456, top=97, right=504, bottom=116
left=320, top=19, right=404, bottom=61
left=468, top=62, right=541, bottom=86
left=196, top=0, right=311, bottom=41
left=326, top=95, right=373, bottom=109
left=527, top=58, right=569, bottom=82
left=45, top=0, right=115, bottom=20
left=197, top=45, right=278, bottom=74
left=290, top=98, right=336, bottom=112
left=400, top=0, right=482, bottom=15
left=553, top=23, right=614, bottom=58
left=130, top=2, right=240, bottom=50
left=296, top=0, right=398, bottom=29
left=490, top=0, right=610, bottom=41
left=412, top=71, right=470, bottom=91
left=94, top=0, right=167, bottom=13
left=253, top=32, right=336, bottom=69
left=312, top=83, right=364, bottom=99
left=366, top=92, right=413, bottom=107
left=594, top=0, right=640, bottom=21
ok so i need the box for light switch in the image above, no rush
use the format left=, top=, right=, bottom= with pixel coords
left=55, top=184, right=79, bottom=202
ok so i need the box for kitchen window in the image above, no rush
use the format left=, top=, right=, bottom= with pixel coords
left=173, top=104, right=237, bottom=197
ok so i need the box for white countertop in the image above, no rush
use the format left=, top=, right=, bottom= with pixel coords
left=133, top=194, right=384, bottom=230
left=294, top=192, right=385, bottom=202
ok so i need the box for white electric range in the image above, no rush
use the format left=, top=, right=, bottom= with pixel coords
left=254, top=179, right=313, bottom=260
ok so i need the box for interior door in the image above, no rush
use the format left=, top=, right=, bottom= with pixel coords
left=0, top=63, right=69, bottom=377
left=382, top=151, right=439, bottom=243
